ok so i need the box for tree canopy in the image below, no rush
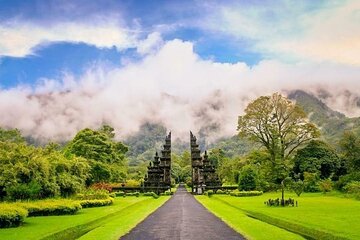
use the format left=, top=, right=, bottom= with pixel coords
left=238, top=93, right=320, bottom=173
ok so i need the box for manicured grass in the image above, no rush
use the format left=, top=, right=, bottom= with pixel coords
left=77, top=196, right=169, bottom=239
left=197, top=192, right=360, bottom=240
left=0, top=196, right=169, bottom=240
left=197, top=196, right=304, bottom=240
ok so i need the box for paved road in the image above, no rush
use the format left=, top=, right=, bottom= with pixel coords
left=120, top=185, right=245, bottom=240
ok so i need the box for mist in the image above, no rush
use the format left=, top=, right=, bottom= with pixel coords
left=1, top=39, right=359, bottom=142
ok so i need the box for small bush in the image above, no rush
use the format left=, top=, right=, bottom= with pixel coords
left=265, top=198, right=297, bottom=207
left=163, top=190, right=173, bottom=196
left=303, top=172, right=319, bottom=192
left=230, top=190, right=263, bottom=197
left=319, top=179, right=333, bottom=193
left=0, top=204, right=28, bottom=228
left=205, top=190, right=214, bottom=197
left=344, top=181, right=360, bottom=194
left=292, top=180, right=304, bottom=196
left=79, top=198, right=114, bottom=208
left=17, top=200, right=81, bottom=217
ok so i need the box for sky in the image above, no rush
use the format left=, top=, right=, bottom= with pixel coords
left=0, top=0, right=359, bottom=142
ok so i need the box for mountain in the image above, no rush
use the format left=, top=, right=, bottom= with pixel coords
left=288, top=90, right=360, bottom=145
left=124, top=90, right=360, bottom=164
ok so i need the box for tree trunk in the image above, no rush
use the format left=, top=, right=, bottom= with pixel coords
left=281, top=179, right=285, bottom=206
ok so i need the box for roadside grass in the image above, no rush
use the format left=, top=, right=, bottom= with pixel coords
left=197, top=192, right=360, bottom=240
left=77, top=196, right=169, bottom=240
left=0, top=196, right=169, bottom=240
left=197, top=196, right=304, bottom=240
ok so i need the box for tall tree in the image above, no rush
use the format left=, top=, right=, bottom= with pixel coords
left=340, top=131, right=360, bottom=171
left=238, top=93, right=319, bottom=170
left=238, top=93, right=319, bottom=204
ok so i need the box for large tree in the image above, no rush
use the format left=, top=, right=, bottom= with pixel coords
left=238, top=93, right=319, bottom=169
left=238, top=93, right=319, bottom=203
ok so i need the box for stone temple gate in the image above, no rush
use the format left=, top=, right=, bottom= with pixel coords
left=144, top=131, right=221, bottom=194
left=190, top=131, right=221, bottom=194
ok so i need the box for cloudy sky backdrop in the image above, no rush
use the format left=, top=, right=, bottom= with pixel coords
left=0, top=0, right=359, bottom=141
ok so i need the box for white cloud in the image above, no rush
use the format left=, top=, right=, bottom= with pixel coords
left=205, top=0, right=360, bottom=66
left=0, top=19, right=137, bottom=57
left=0, top=39, right=359, bottom=142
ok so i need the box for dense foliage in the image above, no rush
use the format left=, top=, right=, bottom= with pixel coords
left=0, top=204, right=28, bottom=228
left=0, top=125, right=128, bottom=201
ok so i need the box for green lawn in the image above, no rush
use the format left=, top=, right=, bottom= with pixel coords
left=0, top=196, right=169, bottom=240
left=197, top=192, right=360, bottom=240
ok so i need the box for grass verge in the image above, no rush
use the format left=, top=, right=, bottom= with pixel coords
left=0, top=197, right=169, bottom=240
left=198, top=192, right=360, bottom=240
left=197, top=196, right=304, bottom=240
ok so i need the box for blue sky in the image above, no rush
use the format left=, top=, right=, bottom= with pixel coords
left=0, top=0, right=346, bottom=88
left=0, top=0, right=359, bottom=140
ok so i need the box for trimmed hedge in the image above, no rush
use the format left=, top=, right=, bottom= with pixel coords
left=126, top=192, right=140, bottom=197
left=215, top=190, right=228, bottom=195
left=143, top=192, right=159, bottom=199
left=229, top=190, right=263, bottom=197
left=74, top=190, right=109, bottom=200
left=79, top=198, right=114, bottom=208
left=16, top=200, right=82, bottom=217
left=114, top=191, right=125, bottom=197
left=0, top=204, right=28, bottom=228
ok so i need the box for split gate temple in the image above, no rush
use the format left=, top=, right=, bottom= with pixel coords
left=144, top=131, right=221, bottom=194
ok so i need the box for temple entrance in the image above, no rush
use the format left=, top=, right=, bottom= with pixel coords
left=190, top=131, right=221, bottom=194
left=144, top=131, right=221, bottom=195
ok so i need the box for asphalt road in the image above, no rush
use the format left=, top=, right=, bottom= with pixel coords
left=120, top=184, right=245, bottom=240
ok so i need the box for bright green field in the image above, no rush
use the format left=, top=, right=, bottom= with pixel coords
left=0, top=196, right=169, bottom=240
left=197, top=192, right=360, bottom=240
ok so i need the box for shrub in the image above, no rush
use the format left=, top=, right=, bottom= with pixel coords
left=114, top=191, right=125, bottom=197
left=126, top=192, right=140, bottom=197
left=124, top=179, right=141, bottom=187
left=336, top=172, right=360, bottom=191
left=230, top=190, right=263, bottom=197
left=343, top=181, right=360, bottom=194
left=216, top=189, right=227, bottom=195
left=0, top=204, right=28, bottom=228
left=163, top=190, right=173, bottom=196
left=291, top=180, right=304, bottom=196
left=6, top=181, right=42, bottom=200
left=265, top=198, right=297, bottom=207
left=17, top=200, right=81, bottom=217
left=319, top=179, right=333, bottom=193
left=303, top=172, right=319, bottom=192
left=74, top=189, right=109, bottom=200
left=205, top=190, right=214, bottom=197
left=143, top=192, right=159, bottom=199
left=238, top=166, right=257, bottom=191
left=79, top=198, right=114, bottom=208
left=90, top=182, right=112, bottom=192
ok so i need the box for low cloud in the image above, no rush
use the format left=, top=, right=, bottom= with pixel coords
left=0, top=39, right=359, bottom=142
